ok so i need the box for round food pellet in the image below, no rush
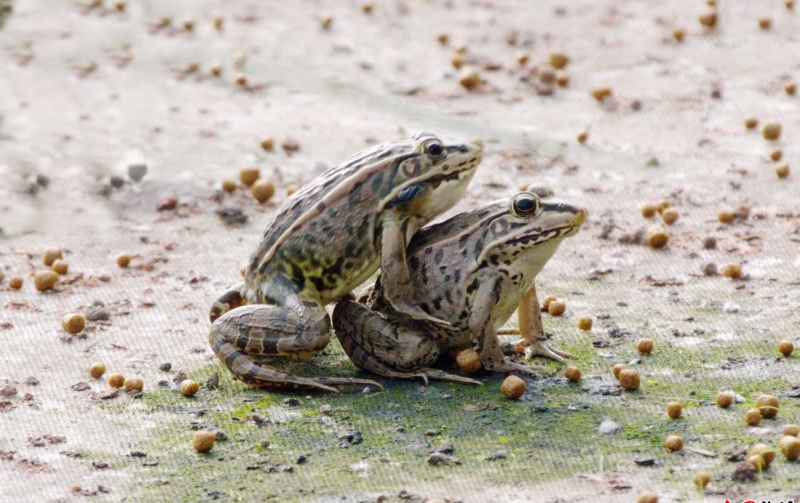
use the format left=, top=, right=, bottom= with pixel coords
left=637, top=492, right=658, bottom=503
left=500, top=375, right=526, bottom=400
left=770, top=150, right=783, bottom=162
left=180, top=379, right=200, bottom=397
left=671, top=28, right=684, bottom=42
left=745, top=408, right=762, bottom=426
left=124, top=377, right=144, bottom=392
left=693, top=471, right=710, bottom=488
left=613, top=363, right=629, bottom=380
left=107, top=373, right=125, bottom=388
left=755, top=394, right=779, bottom=418
left=664, top=434, right=683, bottom=452
left=319, top=15, right=333, bottom=30
left=645, top=226, right=669, bottom=249
left=591, top=87, right=613, bottom=102
left=451, top=54, right=465, bottom=69
left=762, top=123, right=782, bottom=141
left=786, top=83, right=797, bottom=96
left=661, top=208, right=679, bottom=225
left=33, top=270, right=58, bottom=292
left=576, top=130, right=588, bottom=144
left=547, top=299, right=566, bottom=316
left=61, top=313, right=86, bottom=335
left=656, top=199, right=671, bottom=214
left=251, top=179, right=275, bottom=204
left=52, top=259, right=69, bottom=275
left=720, top=263, right=742, bottom=279
left=637, top=338, right=654, bottom=354
left=239, top=168, right=260, bottom=186
left=641, top=204, right=658, bottom=218
left=455, top=348, right=482, bottom=375
left=541, top=295, right=557, bottom=311
left=745, top=117, right=758, bottom=129
left=747, top=454, right=767, bottom=470
left=0, top=270, right=3, bottom=283
left=548, top=52, right=569, bottom=69
left=458, top=66, right=481, bottom=90
left=437, top=33, right=449, bottom=45
left=776, top=164, right=790, bottom=179
left=619, top=369, right=640, bottom=390
left=516, top=52, right=530, bottom=66
left=43, top=248, right=63, bottom=266
left=555, top=72, right=570, bottom=87
left=718, top=209, right=735, bottom=224
left=221, top=180, right=237, bottom=193
left=9, top=276, right=23, bottom=290
left=260, top=137, right=274, bottom=151
left=564, top=366, right=581, bottom=382
left=788, top=0, right=796, bottom=10
left=698, top=11, right=717, bottom=29
left=716, top=391, right=735, bottom=408
left=116, top=253, right=131, bottom=268
left=577, top=316, right=593, bottom=331
left=783, top=424, right=799, bottom=437
left=193, top=430, right=216, bottom=453
left=89, top=362, right=106, bottom=379
left=749, top=443, right=775, bottom=467
left=666, top=402, right=682, bottom=419
left=780, top=435, right=800, bottom=460
left=777, top=340, right=794, bottom=357
left=213, top=16, right=224, bottom=30
left=361, top=4, right=373, bottom=14
left=758, top=17, right=772, bottom=29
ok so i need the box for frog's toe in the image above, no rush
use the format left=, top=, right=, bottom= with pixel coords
left=523, top=341, right=573, bottom=362
left=393, top=304, right=451, bottom=327
left=421, top=368, right=483, bottom=385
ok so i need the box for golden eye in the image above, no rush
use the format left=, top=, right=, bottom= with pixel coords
left=511, top=193, right=540, bottom=217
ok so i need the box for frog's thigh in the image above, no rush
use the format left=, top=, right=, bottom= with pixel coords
left=468, top=277, right=506, bottom=369
left=333, top=300, right=439, bottom=371
left=517, top=284, right=545, bottom=341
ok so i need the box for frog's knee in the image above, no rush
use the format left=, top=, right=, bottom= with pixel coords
left=210, top=284, right=246, bottom=322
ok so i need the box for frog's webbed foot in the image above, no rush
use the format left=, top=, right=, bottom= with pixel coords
left=515, top=339, right=573, bottom=363
left=240, top=371, right=383, bottom=393
left=390, top=302, right=452, bottom=327
left=486, top=360, right=547, bottom=377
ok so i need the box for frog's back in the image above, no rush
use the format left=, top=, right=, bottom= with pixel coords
left=246, top=140, right=410, bottom=299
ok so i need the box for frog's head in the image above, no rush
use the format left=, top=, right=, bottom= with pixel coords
left=381, top=132, right=482, bottom=226
left=479, top=184, right=587, bottom=276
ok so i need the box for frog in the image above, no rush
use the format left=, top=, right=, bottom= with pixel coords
left=332, top=185, right=587, bottom=384
left=209, top=132, right=483, bottom=392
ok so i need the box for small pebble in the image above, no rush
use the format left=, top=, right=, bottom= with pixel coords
left=127, top=164, right=147, bottom=182
left=598, top=419, right=621, bottom=434
left=281, top=138, right=300, bottom=153
left=159, top=363, right=172, bottom=372
left=702, top=236, right=717, bottom=249
left=702, top=263, right=717, bottom=276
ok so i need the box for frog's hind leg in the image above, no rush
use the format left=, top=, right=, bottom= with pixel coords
left=210, top=302, right=383, bottom=392
left=333, top=300, right=482, bottom=385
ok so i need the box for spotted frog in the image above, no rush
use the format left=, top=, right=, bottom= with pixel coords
left=209, top=133, right=482, bottom=392
left=333, top=185, right=587, bottom=384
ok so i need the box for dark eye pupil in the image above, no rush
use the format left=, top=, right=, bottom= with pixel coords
left=515, top=198, right=535, bottom=213
left=427, top=143, right=443, bottom=156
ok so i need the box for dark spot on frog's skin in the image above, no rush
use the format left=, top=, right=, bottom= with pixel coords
left=433, top=297, right=442, bottom=310
left=345, top=242, right=357, bottom=258
left=420, top=265, right=429, bottom=284
left=453, top=269, right=461, bottom=282
left=419, top=302, right=431, bottom=314
left=443, top=274, right=450, bottom=282
left=425, top=246, right=433, bottom=255
left=458, top=310, right=469, bottom=320
left=316, top=202, right=326, bottom=213
left=434, top=248, right=444, bottom=264
left=458, top=234, right=470, bottom=247
left=489, top=254, right=499, bottom=265
left=309, top=276, right=325, bottom=292
left=473, top=239, right=483, bottom=255
left=409, top=256, right=420, bottom=271
left=466, top=279, right=479, bottom=294
left=444, top=289, right=453, bottom=304
left=289, top=262, right=306, bottom=289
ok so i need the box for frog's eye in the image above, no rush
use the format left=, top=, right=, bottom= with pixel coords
left=425, top=140, right=445, bottom=158
left=511, top=193, right=540, bottom=217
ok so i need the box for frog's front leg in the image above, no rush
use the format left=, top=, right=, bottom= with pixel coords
left=512, top=284, right=573, bottom=362
left=470, top=278, right=545, bottom=376
left=209, top=289, right=383, bottom=393
left=379, top=221, right=450, bottom=327
left=332, top=300, right=483, bottom=385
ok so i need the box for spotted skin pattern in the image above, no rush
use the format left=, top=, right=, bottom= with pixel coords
left=333, top=186, right=588, bottom=385
left=209, top=133, right=482, bottom=392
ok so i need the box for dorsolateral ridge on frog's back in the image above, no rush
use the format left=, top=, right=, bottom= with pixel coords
left=208, top=132, right=483, bottom=392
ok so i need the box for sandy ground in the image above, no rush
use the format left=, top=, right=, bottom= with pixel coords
left=1, top=0, right=800, bottom=502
